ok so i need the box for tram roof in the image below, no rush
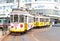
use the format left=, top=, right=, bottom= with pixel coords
left=10, top=11, right=34, bottom=17
left=34, top=15, right=50, bottom=18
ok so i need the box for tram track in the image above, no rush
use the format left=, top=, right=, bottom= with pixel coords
left=2, top=33, right=17, bottom=41
left=2, top=27, right=50, bottom=41
left=2, top=32, right=33, bottom=41
left=10, top=33, right=17, bottom=41
left=2, top=30, right=38, bottom=41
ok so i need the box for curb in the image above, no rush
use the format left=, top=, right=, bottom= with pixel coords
left=0, top=33, right=10, bottom=41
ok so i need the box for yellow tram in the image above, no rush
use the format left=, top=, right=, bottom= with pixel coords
left=33, top=15, right=50, bottom=27
left=9, top=9, right=34, bottom=32
left=9, top=9, right=50, bottom=33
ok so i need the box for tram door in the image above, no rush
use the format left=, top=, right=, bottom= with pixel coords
left=27, top=16, right=34, bottom=30
left=36, top=18, right=39, bottom=26
left=19, top=15, right=24, bottom=29
left=24, top=15, right=28, bottom=30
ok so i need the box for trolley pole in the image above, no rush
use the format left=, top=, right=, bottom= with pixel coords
left=17, top=0, right=20, bottom=8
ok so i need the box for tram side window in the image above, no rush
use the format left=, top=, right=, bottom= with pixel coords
left=19, top=15, right=24, bottom=22
left=10, top=15, right=13, bottom=22
left=25, top=16, right=27, bottom=22
left=36, top=18, right=38, bottom=22
left=14, top=15, right=18, bottom=22
left=40, top=18, right=44, bottom=22
left=28, top=16, right=33, bottom=23
left=34, top=17, right=35, bottom=22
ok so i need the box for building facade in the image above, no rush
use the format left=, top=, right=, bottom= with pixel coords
left=0, top=0, right=18, bottom=17
left=21, top=0, right=60, bottom=18
left=22, top=0, right=60, bottom=24
left=0, top=0, right=60, bottom=18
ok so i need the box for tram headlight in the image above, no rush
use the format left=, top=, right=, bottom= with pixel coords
left=10, top=23, right=13, bottom=26
left=11, top=26, right=13, bottom=28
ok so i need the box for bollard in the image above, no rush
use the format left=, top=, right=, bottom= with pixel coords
left=5, top=26, right=8, bottom=34
left=2, top=26, right=7, bottom=36
left=2, top=25, right=8, bottom=36
left=2, top=28, right=4, bottom=36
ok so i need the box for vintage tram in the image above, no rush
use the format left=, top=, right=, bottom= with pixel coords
left=9, top=9, right=50, bottom=33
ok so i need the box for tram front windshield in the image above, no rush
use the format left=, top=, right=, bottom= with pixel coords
left=14, top=15, right=18, bottom=22
left=10, top=15, right=24, bottom=23
left=10, top=15, right=18, bottom=23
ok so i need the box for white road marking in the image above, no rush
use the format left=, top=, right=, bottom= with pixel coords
left=31, top=34, right=40, bottom=41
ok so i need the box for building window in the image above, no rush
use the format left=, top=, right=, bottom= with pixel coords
left=25, top=4, right=31, bottom=8
left=24, top=0, right=31, bottom=2
left=35, top=0, right=37, bottom=1
left=54, top=0, right=58, bottom=2
left=43, top=9, right=54, bottom=15
left=0, top=0, right=6, bottom=3
left=54, top=10, right=58, bottom=15
left=0, top=7, right=2, bottom=10
left=35, top=0, right=48, bottom=1
left=6, top=0, right=14, bottom=3
left=59, top=0, right=60, bottom=2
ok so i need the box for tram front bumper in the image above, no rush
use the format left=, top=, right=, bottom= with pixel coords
left=9, top=28, right=26, bottom=32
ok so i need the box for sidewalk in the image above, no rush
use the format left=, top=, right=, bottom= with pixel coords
left=0, top=29, right=9, bottom=41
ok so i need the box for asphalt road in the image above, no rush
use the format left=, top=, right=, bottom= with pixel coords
left=2, top=27, right=60, bottom=41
